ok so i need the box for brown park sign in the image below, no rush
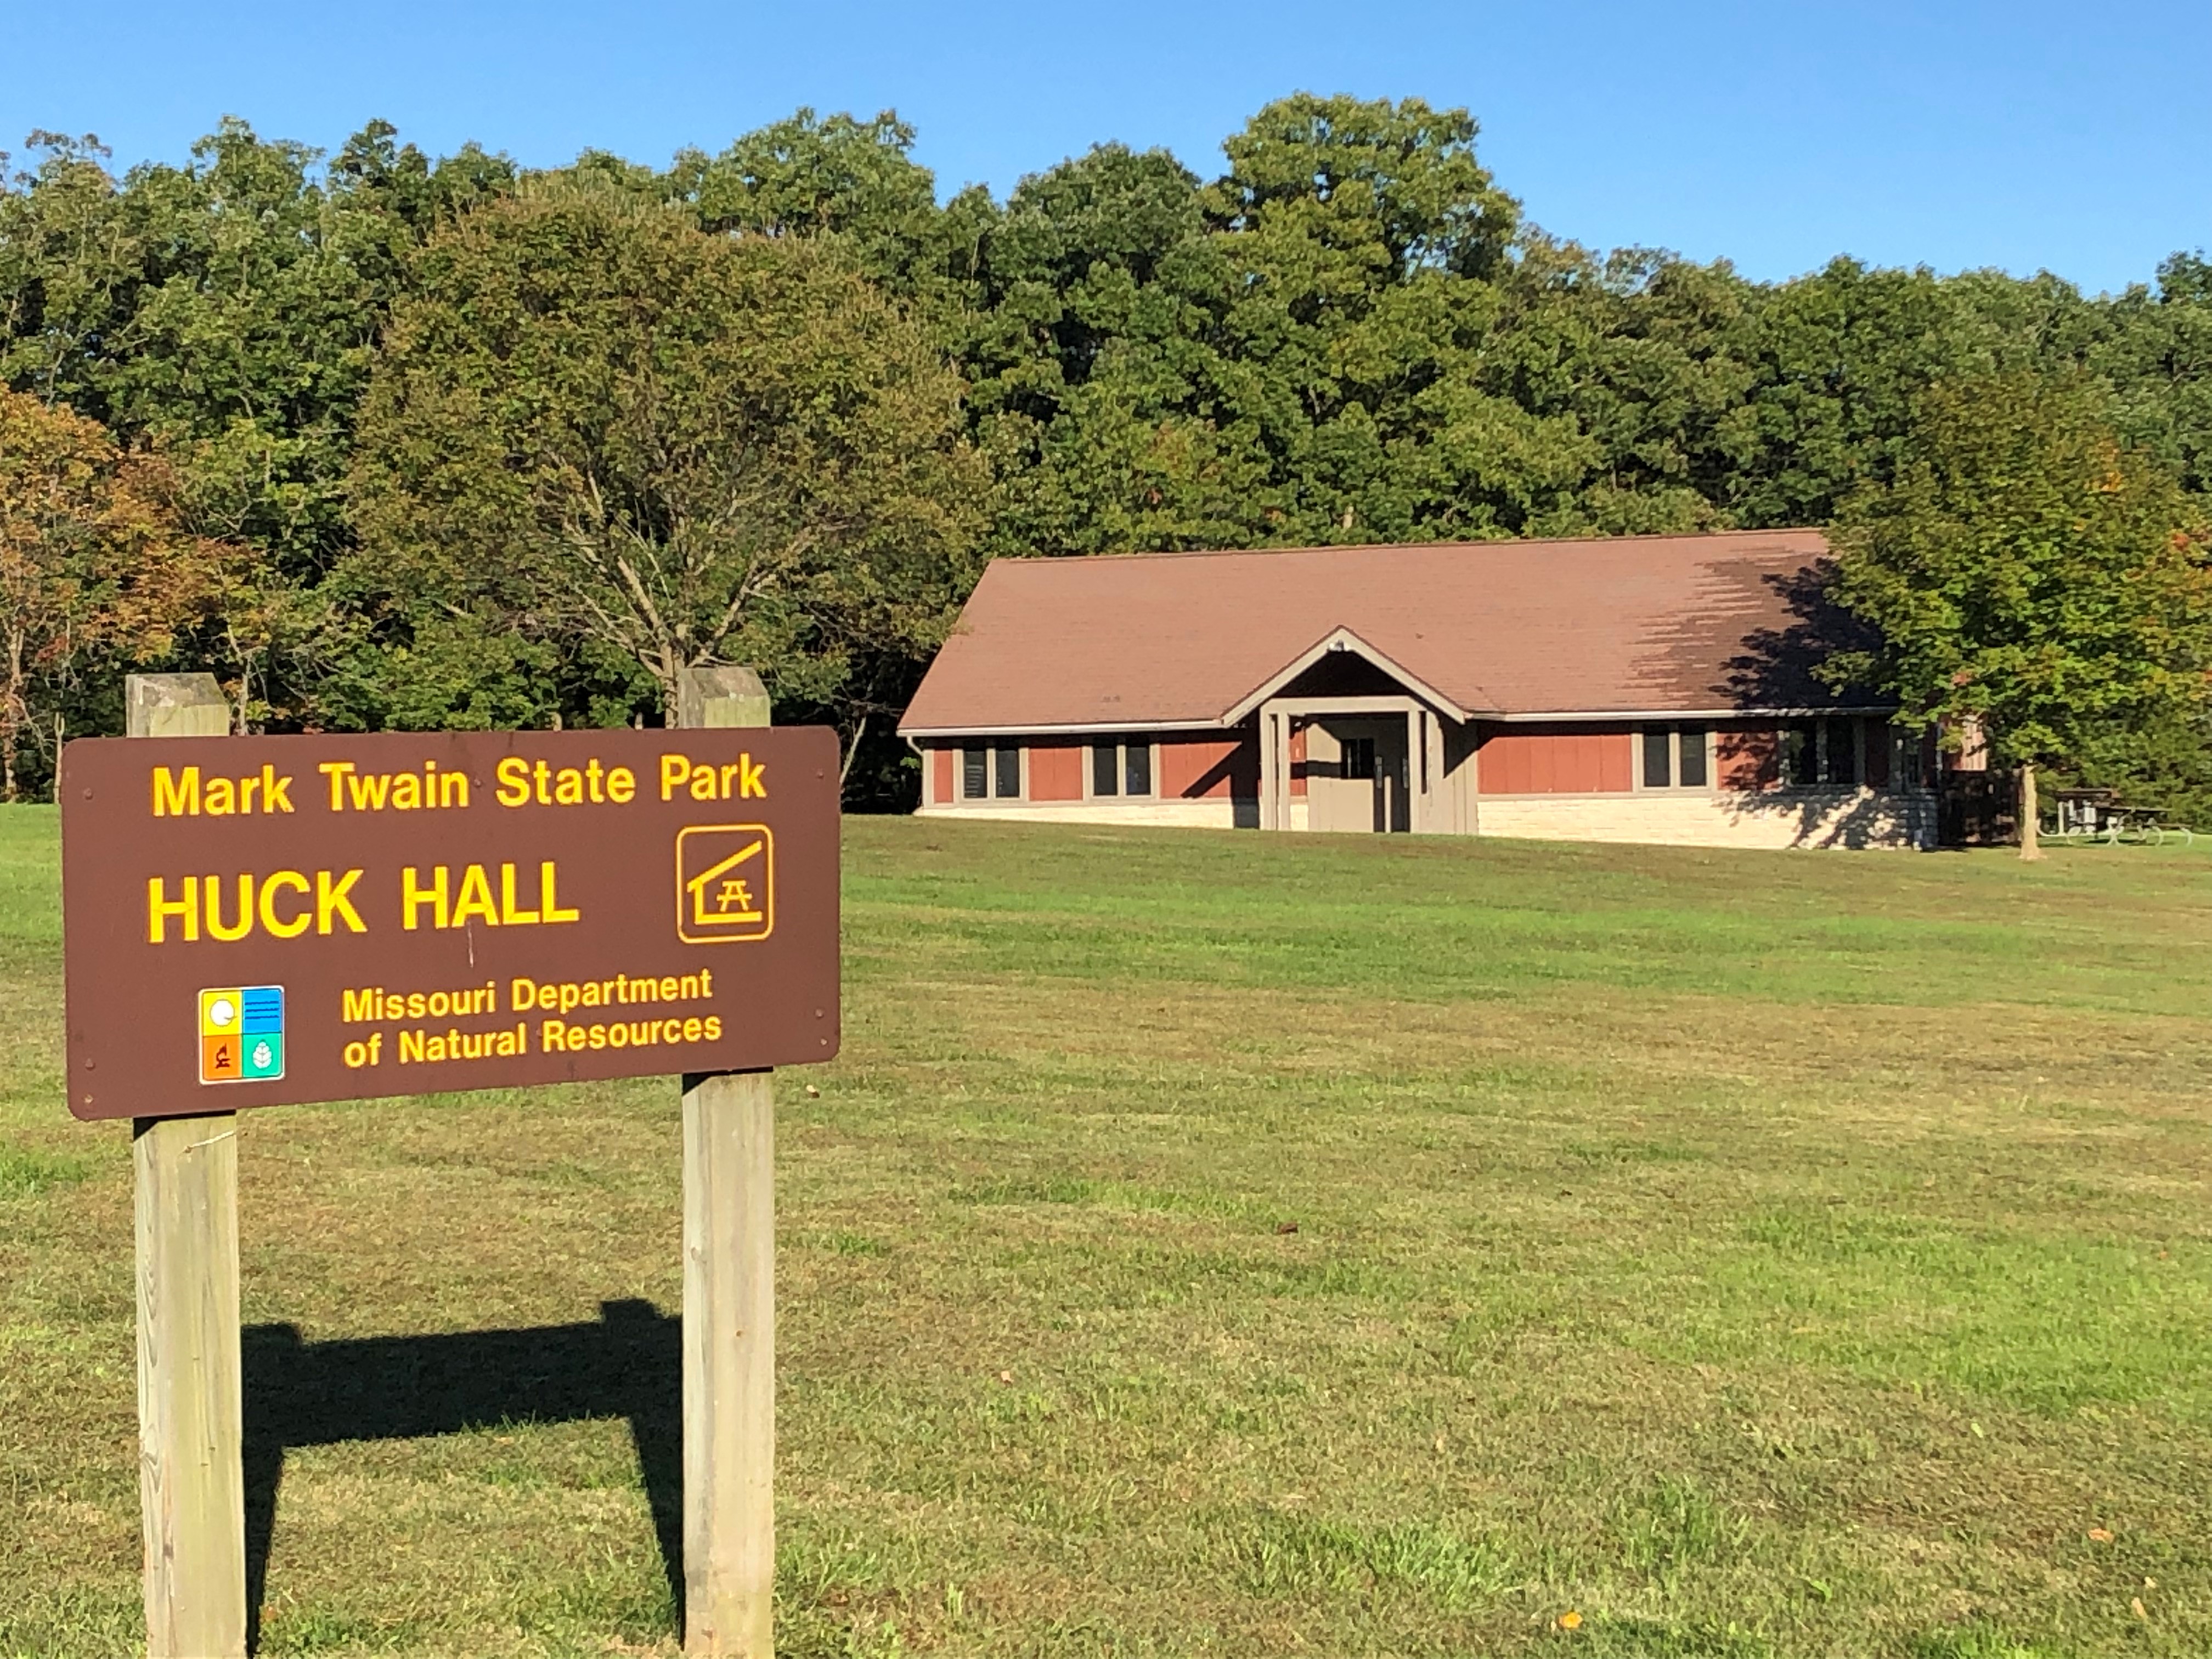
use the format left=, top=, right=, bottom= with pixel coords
left=60, top=727, right=840, bottom=1121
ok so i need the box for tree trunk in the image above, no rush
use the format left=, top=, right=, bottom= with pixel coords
left=839, top=715, right=867, bottom=788
left=3, top=644, right=20, bottom=803
left=2019, top=761, right=2044, bottom=861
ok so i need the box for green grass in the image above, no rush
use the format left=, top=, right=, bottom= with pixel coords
left=3, top=808, right=2210, bottom=1656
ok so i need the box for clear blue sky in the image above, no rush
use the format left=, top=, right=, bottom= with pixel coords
left=7, top=0, right=2205, bottom=295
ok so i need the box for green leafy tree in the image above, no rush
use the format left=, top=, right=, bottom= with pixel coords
left=668, top=108, right=997, bottom=359
left=686, top=111, right=938, bottom=273
left=2056, top=702, right=2212, bottom=829
left=1717, top=261, right=2095, bottom=529
left=4, top=121, right=505, bottom=571
left=1826, top=372, right=2212, bottom=855
left=970, top=98, right=1609, bottom=554
left=0, top=133, right=138, bottom=408
left=348, top=183, right=987, bottom=748
left=1471, top=238, right=1752, bottom=536
left=2087, top=252, right=2212, bottom=498
left=1, top=120, right=515, bottom=727
left=968, top=142, right=1267, bottom=553
left=1200, top=93, right=1526, bottom=543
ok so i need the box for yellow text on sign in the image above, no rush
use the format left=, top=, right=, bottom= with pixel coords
left=402, top=862, right=580, bottom=930
left=659, top=751, right=766, bottom=802
left=146, top=871, right=365, bottom=943
left=493, top=756, right=637, bottom=807
left=151, top=765, right=296, bottom=817
left=319, top=760, right=471, bottom=811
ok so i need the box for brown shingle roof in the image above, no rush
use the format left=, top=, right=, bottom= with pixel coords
left=900, top=529, right=1863, bottom=735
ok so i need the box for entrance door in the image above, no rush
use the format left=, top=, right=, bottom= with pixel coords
left=1304, top=717, right=1409, bottom=832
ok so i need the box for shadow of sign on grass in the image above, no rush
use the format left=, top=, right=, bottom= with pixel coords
left=241, top=1298, right=681, bottom=1653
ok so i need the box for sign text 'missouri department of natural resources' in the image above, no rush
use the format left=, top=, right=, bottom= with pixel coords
left=61, top=728, right=841, bottom=1121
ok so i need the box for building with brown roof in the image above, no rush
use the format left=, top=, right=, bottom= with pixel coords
left=898, top=529, right=1937, bottom=849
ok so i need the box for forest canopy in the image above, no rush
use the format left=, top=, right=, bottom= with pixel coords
left=3, top=97, right=2210, bottom=809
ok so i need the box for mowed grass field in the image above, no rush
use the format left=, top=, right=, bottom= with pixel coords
left=4, top=809, right=2211, bottom=1658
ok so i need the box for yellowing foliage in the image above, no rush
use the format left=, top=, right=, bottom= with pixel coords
left=0, top=391, right=240, bottom=797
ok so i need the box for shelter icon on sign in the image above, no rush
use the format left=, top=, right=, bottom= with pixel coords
left=199, top=985, right=285, bottom=1084
left=675, top=825, right=774, bottom=944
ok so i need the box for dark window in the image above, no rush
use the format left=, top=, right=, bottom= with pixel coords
left=1890, top=727, right=1922, bottom=790
left=1678, top=727, right=1708, bottom=788
left=1341, top=736, right=1376, bottom=780
left=962, top=746, right=988, bottom=800
left=1642, top=727, right=1672, bottom=788
left=1125, top=742, right=1152, bottom=796
left=1822, top=718, right=1858, bottom=786
left=1782, top=725, right=1816, bottom=788
left=995, top=746, right=1021, bottom=799
left=1092, top=744, right=1119, bottom=796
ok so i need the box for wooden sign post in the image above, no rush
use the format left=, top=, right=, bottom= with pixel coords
left=678, top=667, right=776, bottom=1658
left=129, top=673, right=247, bottom=1659
left=64, top=675, right=841, bottom=1658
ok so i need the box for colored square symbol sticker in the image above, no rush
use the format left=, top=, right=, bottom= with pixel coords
left=241, top=1032, right=284, bottom=1079
left=200, top=1033, right=241, bottom=1081
left=200, top=988, right=243, bottom=1037
left=675, top=825, right=774, bottom=944
left=199, top=986, right=284, bottom=1084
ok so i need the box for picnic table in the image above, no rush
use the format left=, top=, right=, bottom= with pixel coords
left=2050, top=788, right=2193, bottom=845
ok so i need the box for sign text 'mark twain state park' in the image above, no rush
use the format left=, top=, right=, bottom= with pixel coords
left=60, top=727, right=842, bottom=1121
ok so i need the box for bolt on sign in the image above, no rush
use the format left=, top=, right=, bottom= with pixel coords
left=60, top=729, right=840, bottom=1120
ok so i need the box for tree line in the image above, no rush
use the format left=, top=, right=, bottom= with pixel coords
left=4, top=97, right=2209, bottom=816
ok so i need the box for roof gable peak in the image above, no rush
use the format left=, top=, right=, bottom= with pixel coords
left=1221, top=625, right=1484, bottom=725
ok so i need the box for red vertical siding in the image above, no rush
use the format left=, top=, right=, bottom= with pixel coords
left=1028, top=741, right=1083, bottom=802
left=930, top=747, right=954, bottom=804
left=1716, top=725, right=1778, bottom=791
left=1482, top=731, right=1518, bottom=792
left=1496, top=736, right=1526, bottom=794
left=1598, top=732, right=1631, bottom=792
left=1160, top=734, right=1257, bottom=799
left=1475, top=726, right=1632, bottom=793
left=1289, top=724, right=1308, bottom=797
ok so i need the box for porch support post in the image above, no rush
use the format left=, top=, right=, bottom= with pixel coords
left=1435, top=715, right=1453, bottom=833
left=1406, top=707, right=1421, bottom=834
left=1257, top=710, right=1277, bottom=831
left=1261, top=703, right=1293, bottom=833
left=1464, top=718, right=1482, bottom=838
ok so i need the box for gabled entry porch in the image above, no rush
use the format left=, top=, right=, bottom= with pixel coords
left=1228, top=628, right=1477, bottom=835
left=1254, top=695, right=1458, bottom=833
